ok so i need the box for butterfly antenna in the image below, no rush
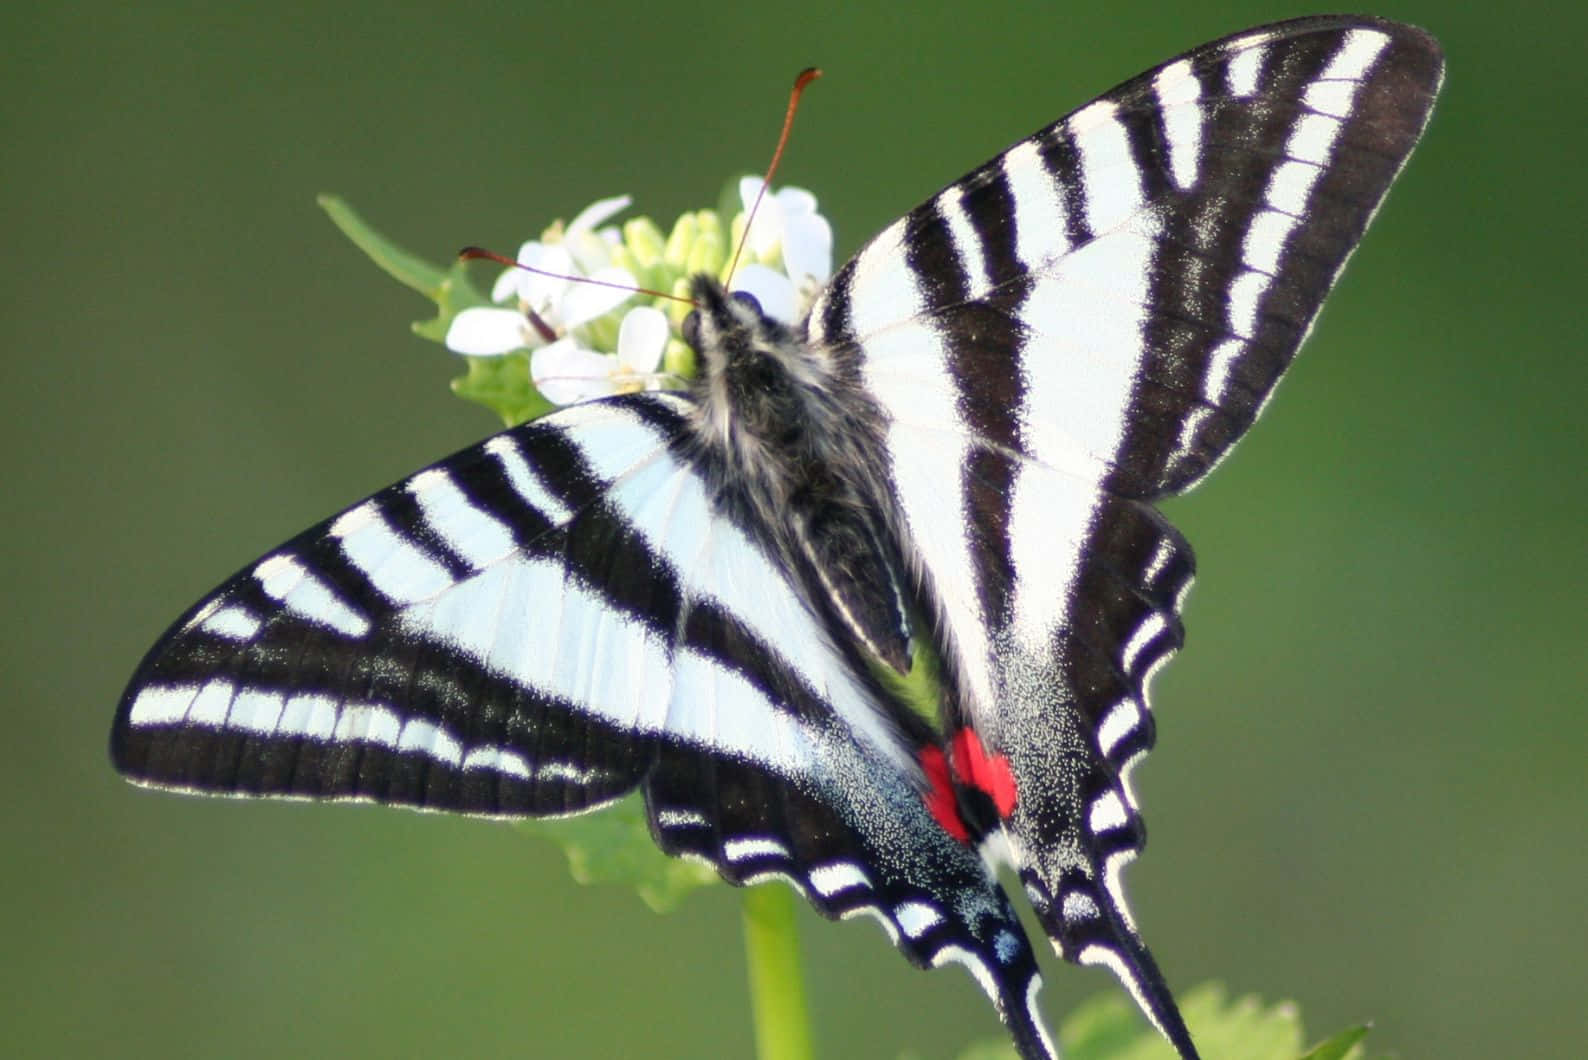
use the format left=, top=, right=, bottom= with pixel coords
left=727, top=66, right=823, bottom=285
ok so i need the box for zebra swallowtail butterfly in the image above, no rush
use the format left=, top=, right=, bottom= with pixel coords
left=112, top=16, right=1442, bottom=1059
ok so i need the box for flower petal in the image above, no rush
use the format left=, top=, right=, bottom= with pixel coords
left=781, top=210, right=833, bottom=286
left=560, top=266, right=636, bottom=328
left=445, top=307, right=534, bottom=356
left=739, top=176, right=785, bottom=258
left=491, top=267, right=519, bottom=304
left=738, top=176, right=767, bottom=214
left=773, top=185, right=818, bottom=218
left=568, top=194, right=632, bottom=234
left=515, top=243, right=575, bottom=309
left=566, top=229, right=615, bottom=276
left=531, top=340, right=618, bottom=405
left=616, top=306, right=669, bottom=374
left=730, top=264, right=797, bottom=324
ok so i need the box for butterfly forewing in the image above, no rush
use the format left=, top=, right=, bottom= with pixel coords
left=115, top=16, right=1443, bottom=1060
left=113, top=392, right=1054, bottom=1054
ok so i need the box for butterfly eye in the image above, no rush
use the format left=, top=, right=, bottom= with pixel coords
left=731, top=290, right=763, bottom=316
left=681, top=310, right=702, bottom=352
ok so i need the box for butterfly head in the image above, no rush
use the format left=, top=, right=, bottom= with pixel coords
left=682, top=274, right=831, bottom=450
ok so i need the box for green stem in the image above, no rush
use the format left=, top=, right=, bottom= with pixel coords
left=741, top=884, right=815, bottom=1060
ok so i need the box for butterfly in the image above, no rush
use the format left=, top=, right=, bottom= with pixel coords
left=111, top=16, right=1443, bottom=1059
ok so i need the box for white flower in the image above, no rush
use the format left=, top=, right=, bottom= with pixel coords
left=440, top=181, right=835, bottom=410
left=561, top=194, right=632, bottom=276
left=530, top=305, right=670, bottom=405
left=444, top=195, right=637, bottom=358
left=733, top=176, right=833, bottom=322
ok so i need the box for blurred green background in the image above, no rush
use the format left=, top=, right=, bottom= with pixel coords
left=5, top=2, right=1581, bottom=1057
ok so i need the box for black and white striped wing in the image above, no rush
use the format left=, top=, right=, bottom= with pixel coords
left=807, top=15, right=1442, bottom=1053
left=111, top=392, right=1056, bottom=1058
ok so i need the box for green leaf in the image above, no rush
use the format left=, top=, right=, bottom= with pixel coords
left=1041, top=982, right=1334, bottom=1060
left=410, top=258, right=488, bottom=345
left=318, top=194, right=492, bottom=350
left=999, top=982, right=1381, bottom=1060
left=448, top=351, right=553, bottom=427
left=1298, top=1025, right=1371, bottom=1060
left=515, top=793, right=718, bottom=913
left=319, top=194, right=448, bottom=299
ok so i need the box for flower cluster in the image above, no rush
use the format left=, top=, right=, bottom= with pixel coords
left=444, top=178, right=833, bottom=406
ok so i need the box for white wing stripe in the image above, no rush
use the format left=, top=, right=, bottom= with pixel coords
left=395, top=717, right=464, bottom=766
left=1226, top=271, right=1266, bottom=340
left=1101, top=849, right=1139, bottom=933
left=1266, top=159, right=1318, bottom=216
left=278, top=692, right=338, bottom=740
left=253, top=553, right=370, bottom=637
left=937, top=186, right=991, bottom=295
left=1003, top=140, right=1071, bottom=269
left=1089, top=790, right=1129, bottom=834
left=484, top=435, right=572, bottom=525
left=1287, top=112, right=1345, bottom=167
left=1071, top=100, right=1143, bottom=235
left=196, top=605, right=262, bottom=640
left=1326, top=28, right=1393, bottom=83
left=1225, top=39, right=1268, bottom=97
left=332, top=703, right=402, bottom=747
left=1018, top=226, right=1158, bottom=476
left=331, top=501, right=452, bottom=605
left=188, top=679, right=233, bottom=726
left=1142, top=540, right=1176, bottom=585
left=1120, top=612, right=1168, bottom=676
left=896, top=901, right=944, bottom=938
left=885, top=422, right=995, bottom=709
left=845, top=218, right=919, bottom=334
left=127, top=683, right=204, bottom=727
left=1244, top=208, right=1293, bottom=275
left=228, top=688, right=284, bottom=736
left=809, top=861, right=871, bottom=897
left=725, top=837, right=790, bottom=863
left=1096, top=699, right=1142, bottom=757
left=1006, top=463, right=1094, bottom=649
left=1303, top=78, right=1358, bottom=119
left=408, top=467, right=515, bottom=570
left=129, top=680, right=557, bottom=782
left=460, top=746, right=533, bottom=779
left=1153, top=60, right=1203, bottom=192
left=1079, top=943, right=1169, bottom=1040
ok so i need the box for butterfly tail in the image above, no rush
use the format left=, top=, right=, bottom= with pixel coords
left=1022, top=868, right=1199, bottom=1059
left=994, top=981, right=1061, bottom=1060
left=1075, top=904, right=1199, bottom=1060
left=1091, top=926, right=1199, bottom=1060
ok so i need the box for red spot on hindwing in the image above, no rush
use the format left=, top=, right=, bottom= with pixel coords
left=919, top=747, right=970, bottom=842
left=950, top=728, right=1018, bottom=818
left=919, top=730, right=1018, bottom=844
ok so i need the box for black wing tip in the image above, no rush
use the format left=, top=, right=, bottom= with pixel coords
left=107, top=714, right=132, bottom=776
left=109, top=665, right=154, bottom=780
